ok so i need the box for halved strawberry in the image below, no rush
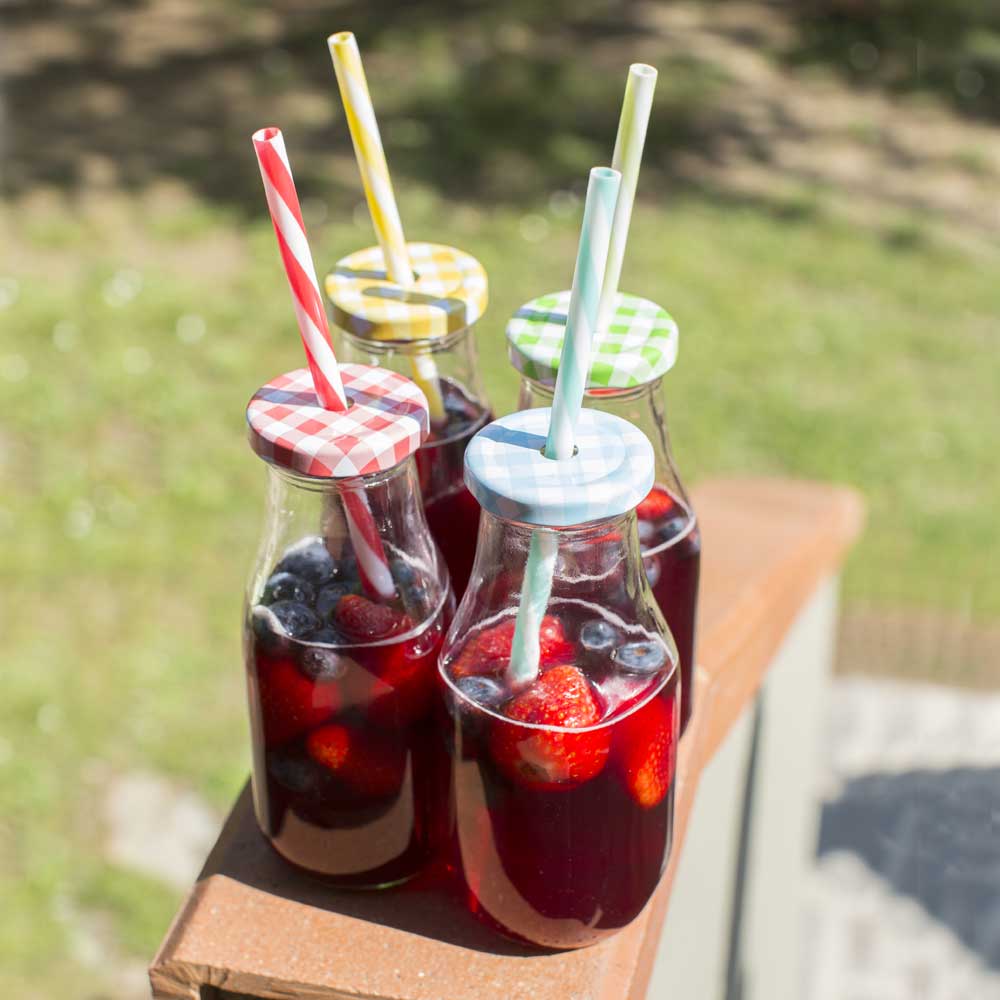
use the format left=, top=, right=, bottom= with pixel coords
left=635, top=486, right=678, bottom=523
left=334, top=594, right=409, bottom=642
left=257, top=655, right=340, bottom=748
left=451, top=615, right=574, bottom=679
left=613, top=692, right=677, bottom=808
left=489, top=664, right=610, bottom=789
left=306, top=723, right=405, bottom=799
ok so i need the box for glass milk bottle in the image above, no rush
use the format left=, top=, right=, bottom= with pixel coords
left=326, top=242, right=492, bottom=598
left=508, top=291, right=700, bottom=731
left=243, top=364, right=453, bottom=887
left=438, top=408, right=679, bottom=948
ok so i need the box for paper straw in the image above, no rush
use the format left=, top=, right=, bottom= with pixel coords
left=328, top=31, right=412, bottom=285
left=253, top=126, right=348, bottom=411
left=327, top=31, right=448, bottom=426
left=596, top=64, right=657, bottom=335
left=252, top=126, right=394, bottom=601
left=546, top=167, right=622, bottom=460
left=507, top=166, right=622, bottom=687
left=342, top=490, right=396, bottom=599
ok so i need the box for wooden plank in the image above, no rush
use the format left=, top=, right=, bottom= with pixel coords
left=150, top=477, right=864, bottom=1000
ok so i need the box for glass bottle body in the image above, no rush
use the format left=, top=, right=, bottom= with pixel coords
left=337, top=327, right=492, bottom=598
left=438, top=510, right=678, bottom=948
left=243, top=459, right=453, bottom=887
left=518, top=377, right=700, bottom=731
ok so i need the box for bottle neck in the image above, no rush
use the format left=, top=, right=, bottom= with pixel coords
left=262, top=455, right=440, bottom=575
left=482, top=508, right=637, bottom=543
left=267, top=459, right=410, bottom=496
left=335, top=325, right=489, bottom=412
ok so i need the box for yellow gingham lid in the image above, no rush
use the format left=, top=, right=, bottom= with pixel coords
left=325, top=242, right=488, bottom=343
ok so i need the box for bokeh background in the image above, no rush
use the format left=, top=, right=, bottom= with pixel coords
left=1, top=1, right=998, bottom=997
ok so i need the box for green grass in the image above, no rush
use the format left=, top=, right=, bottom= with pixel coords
left=1, top=178, right=997, bottom=994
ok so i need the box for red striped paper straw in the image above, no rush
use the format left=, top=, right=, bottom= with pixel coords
left=252, top=126, right=348, bottom=411
left=252, top=126, right=394, bottom=600
left=342, top=490, right=395, bottom=598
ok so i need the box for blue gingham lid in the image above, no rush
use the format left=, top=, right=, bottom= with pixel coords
left=506, top=289, right=678, bottom=388
left=464, top=408, right=655, bottom=528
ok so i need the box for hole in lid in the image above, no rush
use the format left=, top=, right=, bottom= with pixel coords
left=539, top=443, right=579, bottom=459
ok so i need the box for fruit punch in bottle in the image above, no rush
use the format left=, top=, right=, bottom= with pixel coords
left=508, top=292, right=700, bottom=732
left=244, top=364, right=453, bottom=888
left=326, top=247, right=492, bottom=601
left=439, top=408, right=679, bottom=949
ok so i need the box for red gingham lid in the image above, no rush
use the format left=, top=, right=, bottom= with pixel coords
left=246, top=364, right=430, bottom=478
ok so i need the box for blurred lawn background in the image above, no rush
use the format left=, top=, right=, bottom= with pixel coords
left=1, top=1, right=998, bottom=996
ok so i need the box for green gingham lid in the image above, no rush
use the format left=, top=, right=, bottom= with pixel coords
left=464, top=407, right=654, bottom=528
left=506, top=289, right=678, bottom=389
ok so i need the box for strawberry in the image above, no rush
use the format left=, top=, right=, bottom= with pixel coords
left=635, top=486, right=678, bottom=523
left=365, top=635, right=439, bottom=726
left=257, top=655, right=340, bottom=748
left=489, top=665, right=610, bottom=789
left=451, top=615, right=574, bottom=679
left=306, top=723, right=405, bottom=799
left=613, top=692, right=677, bottom=808
left=334, top=594, right=409, bottom=642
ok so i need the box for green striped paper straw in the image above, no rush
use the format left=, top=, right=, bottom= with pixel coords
left=596, top=64, right=657, bottom=335
left=508, top=166, right=622, bottom=688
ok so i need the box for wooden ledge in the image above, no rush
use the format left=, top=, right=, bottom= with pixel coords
left=150, top=478, right=864, bottom=1000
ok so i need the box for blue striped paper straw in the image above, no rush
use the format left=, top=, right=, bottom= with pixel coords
left=545, top=167, right=622, bottom=460
left=508, top=166, right=622, bottom=687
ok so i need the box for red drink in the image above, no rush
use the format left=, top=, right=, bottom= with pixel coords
left=637, top=486, right=701, bottom=731
left=416, top=379, right=491, bottom=598
left=440, top=607, right=678, bottom=949
left=246, top=540, right=451, bottom=887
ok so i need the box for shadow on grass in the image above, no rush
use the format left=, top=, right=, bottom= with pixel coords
left=0, top=0, right=721, bottom=211
left=781, top=0, right=1000, bottom=123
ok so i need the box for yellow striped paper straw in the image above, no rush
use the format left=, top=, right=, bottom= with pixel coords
left=328, top=31, right=447, bottom=423
left=328, top=31, right=412, bottom=284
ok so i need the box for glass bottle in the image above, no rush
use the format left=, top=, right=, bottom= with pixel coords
left=510, top=290, right=700, bottom=731
left=243, top=365, right=453, bottom=887
left=326, top=241, right=493, bottom=598
left=439, top=407, right=679, bottom=948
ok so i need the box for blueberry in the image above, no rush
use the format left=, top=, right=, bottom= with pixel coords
left=401, top=582, right=429, bottom=611
left=338, top=552, right=361, bottom=584
left=454, top=675, right=507, bottom=712
left=644, top=555, right=661, bottom=588
left=268, top=600, right=318, bottom=639
left=391, top=557, right=417, bottom=587
left=580, top=619, right=618, bottom=655
left=309, top=625, right=347, bottom=644
left=315, top=583, right=355, bottom=621
left=299, top=644, right=348, bottom=682
left=275, top=537, right=337, bottom=586
left=267, top=751, right=333, bottom=797
left=250, top=605, right=288, bottom=653
left=613, top=640, right=668, bottom=676
left=262, top=571, right=315, bottom=606
left=660, top=516, right=689, bottom=544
